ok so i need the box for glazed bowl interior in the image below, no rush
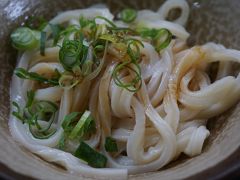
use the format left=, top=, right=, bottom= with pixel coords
left=0, top=0, right=240, bottom=179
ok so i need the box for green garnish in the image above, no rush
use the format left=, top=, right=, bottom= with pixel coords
left=62, top=112, right=81, bottom=133
left=60, top=111, right=96, bottom=149
left=49, top=24, right=63, bottom=45
left=125, top=38, right=144, bottom=62
left=99, top=34, right=118, bottom=43
left=113, top=61, right=142, bottom=92
left=60, top=25, right=80, bottom=40
left=74, top=141, right=107, bottom=168
left=59, top=72, right=80, bottom=89
left=28, top=100, right=58, bottom=139
left=26, top=90, right=35, bottom=108
left=105, top=137, right=118, bottom=152
left=12, top=12, right=172, bottom=95
left=120, top=8, right=137, bottom=23
left=59, top=38, right=87, bottom=72
left=40, top=31, right=46, bottom=56
left=69, top=110, right=95, bottom=139
left=80, top=16, right=96, bottom=29
left=153, top=28, right=172, bottom=51
left=11, top=27, right=40, bottom=51
left=58, top=134, right=65, bottom=150
left=61, top=111, right=96, bottom=139
left=14, top=68, right=59, bottom=86
left=12, top=91, right=58, bottom=139
left=95, top=16, right=116, bottom=28
left=12, top=101, right=24, bottom=122
left=137, top=27, right=172, bottom=52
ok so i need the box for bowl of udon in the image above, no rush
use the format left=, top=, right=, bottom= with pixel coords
left=0, top=0, right=240, bottom=179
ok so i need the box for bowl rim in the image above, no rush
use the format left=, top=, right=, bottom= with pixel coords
left=0, top=147, right=239, bottom=180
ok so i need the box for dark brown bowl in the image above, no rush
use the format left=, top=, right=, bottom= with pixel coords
left=0, top=0, right=240, bottom=179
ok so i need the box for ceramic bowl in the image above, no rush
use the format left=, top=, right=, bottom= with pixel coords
left=0, top=0, right=239, bottom=179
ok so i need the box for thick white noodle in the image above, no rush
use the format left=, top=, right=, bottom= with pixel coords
left=158, top=0, right=190, bottom=26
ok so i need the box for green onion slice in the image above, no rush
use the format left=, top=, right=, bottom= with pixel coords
left=49, top=24, right=63, bottom=45
left=26, top=90, right=35, bottom=108
left=69, top=110, right=94, bottom=139
left=136, top=27, right=172, bottom=52
left=12, top=101, right=24, bottom=122
left=14, top=68, right=59, bottom=86
left=120, top=8, right=137, bottom=23
left=99, top=34, right=118, bottom=43
left=105, top=137, right=118, bottom=152
left=153, top=28, right=172, bottom=52
left=11, top=27, right=40, bottom=51
left=95, top=16, right=116, bottom=28
left=125, top=38, right=144, bottom=62
left=12, top=90, right=58, bottom=139
left=113, top=61, right=142, bottom=92
left=30, top=101, right=58, bottom=130
left=40, top=31, right=46, bottom=56
left=107, top=27, right=137, bottom=34
left=59, top=72, right=80, bottom=89
left=79, top=16, right=96, bottom=29
left=74, top=141, right=107, bottom=168
left=29, top=123, right=57, bottom=139
left=95, top=24, right=107, bottom=40
left=62, top=112, right=81, bottom=134
left=59, top=39, right=83, bottom=71
left=57, top=134, right=65, bottom=150
left=28, top=100, right=58, bottom=139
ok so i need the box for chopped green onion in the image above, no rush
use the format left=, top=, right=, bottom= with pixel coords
left=120, top=8, right=137, bottom=23
left=95, top=24, right=107, bottom=40
left=113, top=61, right=142, bottom=92
left=105, top=137, right=118, bottom=152
left=59, top=39, right=83, bottom=71
left=136, top=27, right=172, bottom=52
left=49, top=24, right=63, bottom=45
left=125, top=38, right=144, bottom=62
left=79, top=16, right=96, bottom=29
left=74, top=141, right=107, bottom=168
left=99, top=34, right=118, bottom=43
left=62, top=112, right=81, bottom=133
left=60, top=25, right=80, bottom=39
left=12, top=101, right=24, bottom=122
left=153, top=28, right=172, bottom=52
left=29, top=124, right=57, bottom=139
left=11, top=27, right=40, bottom=50
left=95, top=16, right=116, bottom=28
left=28, top=100, right=58, bottom=139
left=61, top=111, right=96, bottom=141
left=14, top=68, right=59, bottom=86
left=69, top=110, right=94, bottom=139
left=136, top=27, right=158, bottom=39
left=107, top=27, right=137, bottom=34
left=94, top=44, right=105, bottom=53
left=57, top=134, right=65, bottom=150
left=40, top=31, right=46, bottom=56
left=26, top=90, right=35, bottom=108
left=59, top=72, right=80, bottom=89
left=30, top=100, right=58, bottom=128
left=12, top=91, right=58, bottom=139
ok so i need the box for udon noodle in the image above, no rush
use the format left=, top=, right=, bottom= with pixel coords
left=9, top=0, right=240, bottom=179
